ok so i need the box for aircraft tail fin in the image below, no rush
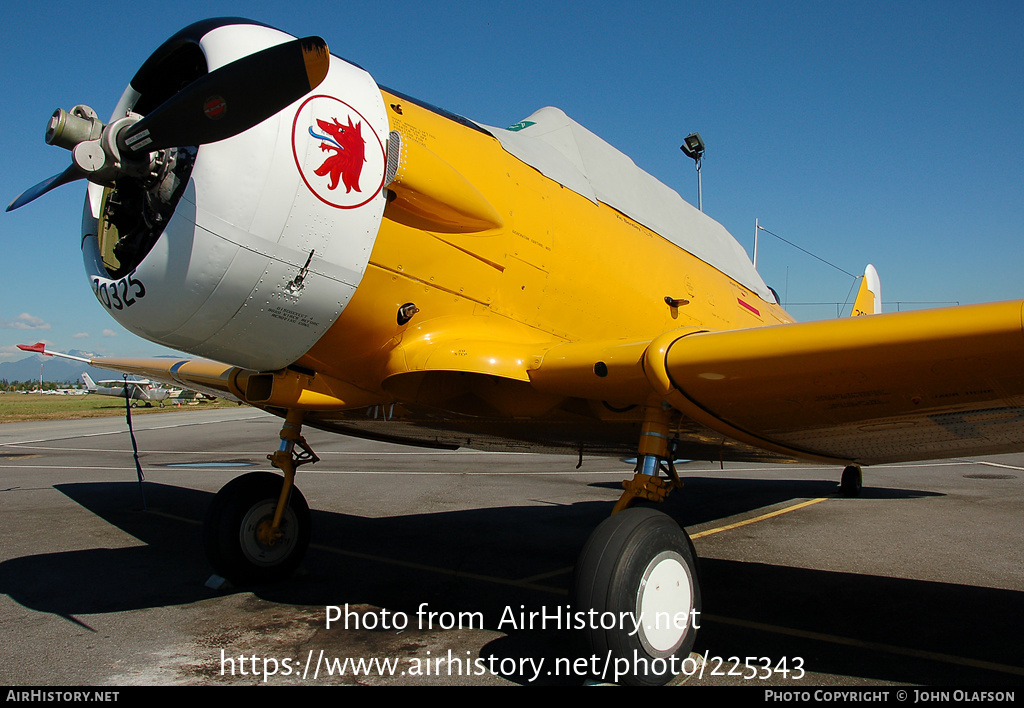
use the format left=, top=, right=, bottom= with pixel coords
left=850, top=264, right=881, bottom=316
left=81, top=372, right=98, bottom=390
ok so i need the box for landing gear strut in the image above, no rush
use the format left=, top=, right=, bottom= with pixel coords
left=204, top=410, right=318, bottom=584
left=573, top=404, right=701, bottom=686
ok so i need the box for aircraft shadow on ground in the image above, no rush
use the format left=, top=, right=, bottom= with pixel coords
left=0, top=479, right=1015, bottom=685
left=592, top=474, right=943, bottom=527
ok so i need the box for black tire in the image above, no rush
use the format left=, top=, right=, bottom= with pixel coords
left=840, top=465, right=862, bottom=497
left=573, top=507, right=701, bottom=686
left=204, top=472, right=311, bottom=585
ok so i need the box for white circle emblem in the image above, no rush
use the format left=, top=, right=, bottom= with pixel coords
left=292, top=94, right=386, bottom=209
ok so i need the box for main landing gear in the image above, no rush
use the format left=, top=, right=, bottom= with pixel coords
left=840, top=464, right=863, bottom=497
left=572, top=404, right=702, bottom=686
left=204, top=410, right=318, bottom=585
left=574, top=507, right=701, bottom=686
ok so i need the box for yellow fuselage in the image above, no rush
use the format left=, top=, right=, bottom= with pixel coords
left=290, top=91, right=790, bottom=457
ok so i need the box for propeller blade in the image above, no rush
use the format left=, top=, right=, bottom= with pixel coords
left=6, top=164, right=84, bottom=212
left=120, top=36, right=330, bottom=155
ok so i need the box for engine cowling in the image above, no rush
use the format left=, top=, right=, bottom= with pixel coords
left=81, top=20, right=389, bottom=371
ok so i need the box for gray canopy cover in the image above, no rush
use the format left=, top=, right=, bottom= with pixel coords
left=477, top=107, right=772, bottom=302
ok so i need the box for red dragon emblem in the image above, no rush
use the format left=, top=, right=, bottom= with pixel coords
left=292, top=95, right=385, bottom=210
left=310, top=116, right=366, bottom=193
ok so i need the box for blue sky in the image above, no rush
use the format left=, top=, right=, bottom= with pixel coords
left=2, top=1, right=1022, bottom=362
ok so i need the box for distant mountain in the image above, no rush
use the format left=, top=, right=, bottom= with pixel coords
left=0, top=350, right=118, bottom=384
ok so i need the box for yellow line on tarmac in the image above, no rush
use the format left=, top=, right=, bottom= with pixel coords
left=314, top=498, right=832, bottom=593
left=689, top=497, right=828, bottom=539
left=149, top=510, right=570, bottom=594
left=153, top=498, right=829, bottom=594
left=689, top=498, right=1024, bottom=677
left=313, top=543, right=569, bottom=595
left=148, top=510, right=201, bottom=525
left=704, top=614, right=1024, bottom=677
left=164, top=495, right=1022, bottom=678
left=157, top=499, right=831, bottom=595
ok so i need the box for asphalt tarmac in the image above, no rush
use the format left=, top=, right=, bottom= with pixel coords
left=1, top=408, right=1022, bottom=686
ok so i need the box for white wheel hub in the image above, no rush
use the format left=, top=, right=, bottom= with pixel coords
left=635, top=550, right=694, bottom=656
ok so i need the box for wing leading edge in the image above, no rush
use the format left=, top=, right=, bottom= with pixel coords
left=18, top=345, right=244, bottom=404
left=89, top=358, right=243, bottom=403
left=530, top=299, right=1024, bottom=465
left=650, top=299, right=1024, bottom=465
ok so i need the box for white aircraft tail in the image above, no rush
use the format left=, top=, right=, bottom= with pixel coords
left=81, top=372, right=98, bottom=391
left=850, top=264, right=881, bottom=316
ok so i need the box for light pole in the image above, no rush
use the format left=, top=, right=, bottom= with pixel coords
left=680, top=132, right=705, bottom=212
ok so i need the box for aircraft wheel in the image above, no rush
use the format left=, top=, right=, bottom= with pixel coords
left=159, top=402, right=165, bottom=408
left=573, top=507, right=701, bottom=686
left=130, top=402, right=138, bottom=408
left=840, top=465, right=862, bottom=497
left=204, top=472, right=311, bottom=585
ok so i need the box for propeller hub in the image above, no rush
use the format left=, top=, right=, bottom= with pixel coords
left=9, top=31, right=329, bottom=214
left=46, top=106, right=102, bottom=150
left=41, top=106, right=153, bottom=187
left=72, top=140, right=106, bottom=173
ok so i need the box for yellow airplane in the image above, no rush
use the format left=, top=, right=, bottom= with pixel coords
left=9, top=19, right=1024, bottom=685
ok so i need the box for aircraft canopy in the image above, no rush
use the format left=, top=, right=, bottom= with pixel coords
left=477, top=107, right=772, bottom=302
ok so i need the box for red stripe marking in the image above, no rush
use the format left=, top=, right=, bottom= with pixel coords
left=737, top=298, right=760, bottom=316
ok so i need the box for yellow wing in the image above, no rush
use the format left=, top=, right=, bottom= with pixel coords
left=531, top=300, right=1024, bottom=465
left=80, top=355, right=382, bottom=411
left=79, top=357, right=244, bottom=403
left=70, top=299, right=1024, bottom=466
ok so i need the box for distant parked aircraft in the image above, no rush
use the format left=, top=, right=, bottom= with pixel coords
left=80, top=372, right=170, bottom=407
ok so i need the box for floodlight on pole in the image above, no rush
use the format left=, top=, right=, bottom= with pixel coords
left=680, top=132, right=705, bottom=212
